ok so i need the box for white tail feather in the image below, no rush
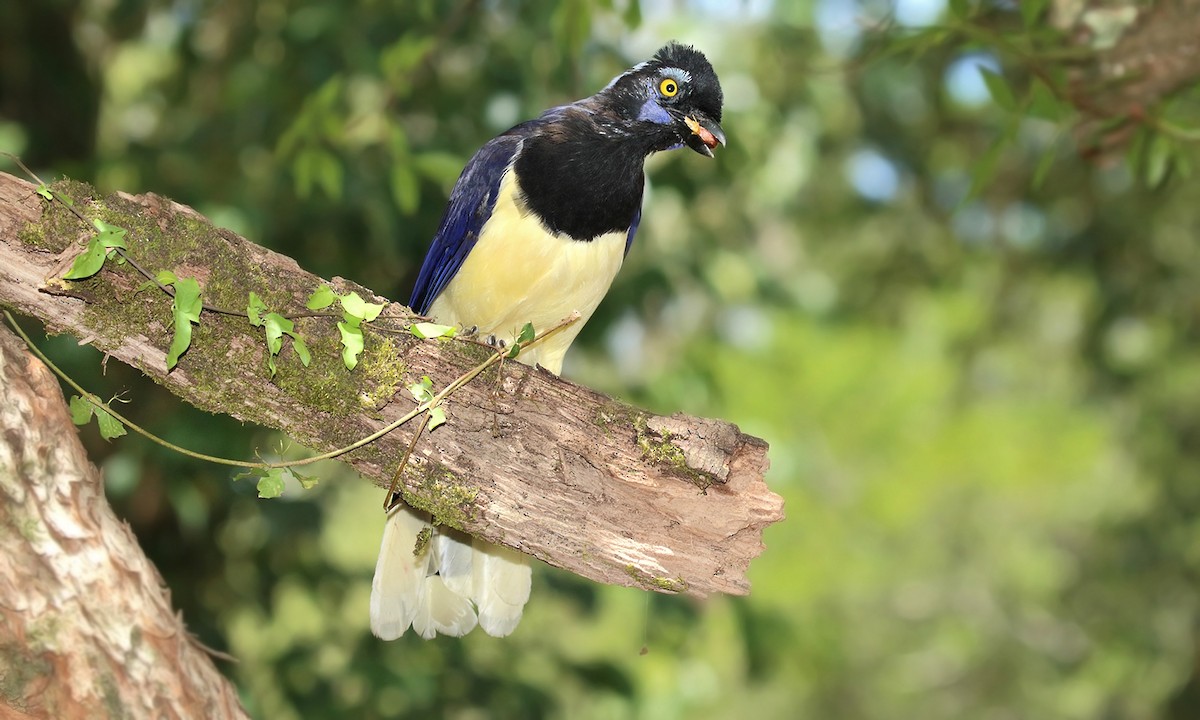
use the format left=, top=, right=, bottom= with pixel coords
left=371, top=504, right=531, bottom=639
left=472, top=539, right=532, bottom=637
left=412, top=575, right=478, bottom=638
left=433, top=529, right=475, bottom=598
left=370, top=505, right=433, bottom=640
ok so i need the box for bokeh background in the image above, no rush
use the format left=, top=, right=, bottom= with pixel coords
left=4, top=0, right=1200, bottom=717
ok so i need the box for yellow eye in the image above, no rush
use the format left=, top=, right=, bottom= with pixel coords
left=659, top=78, right=679, bottom=97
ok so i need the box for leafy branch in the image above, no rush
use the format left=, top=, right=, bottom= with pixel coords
left=7, top=158, right=582, bottom=499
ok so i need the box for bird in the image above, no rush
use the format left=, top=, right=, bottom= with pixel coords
left=370, top=42, right=725, bottom=640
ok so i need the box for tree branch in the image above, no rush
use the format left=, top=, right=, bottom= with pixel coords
left=1059, top=0, right=1200, bottom=155
left=0, top=170, right=784, bottom=599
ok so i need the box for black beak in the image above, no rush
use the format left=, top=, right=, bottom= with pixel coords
left=683, top=112, right=726, bottom=158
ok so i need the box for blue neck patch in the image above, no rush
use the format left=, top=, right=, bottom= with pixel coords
left=637, top=97, right=672, bottom=125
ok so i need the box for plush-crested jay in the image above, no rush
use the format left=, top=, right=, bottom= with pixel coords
left=371, top=42, right=725, bottom=639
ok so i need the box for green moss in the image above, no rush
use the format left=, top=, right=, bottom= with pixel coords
left=99, top=671, right=124, bottom=717
left=592, top=401, right=636, bottom=440
left=15, top=515, right=40, bottom=543
left=633, top=414, right=718, bottom=492
left=400, top=466, right=479, bottom=530
left=274, top=330, right=362, bottom=417
left=622, top=564, right=689, bottom=594
left=414, top=527, right=432, bottom=556
left=356, top=334, right=408, bottom=410
left=18, top=180, right=92, bottom=254
left=0, top=642, right=51, bottom=707
left=17, top=222, right=48, bottom=250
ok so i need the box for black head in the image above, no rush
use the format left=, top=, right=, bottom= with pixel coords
left=597, top=42, right=726, bottom=157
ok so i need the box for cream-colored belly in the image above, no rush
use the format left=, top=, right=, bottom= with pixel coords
left=428, top=170, right=627, bottom=374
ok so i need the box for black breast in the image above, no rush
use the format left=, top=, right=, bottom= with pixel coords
left=513, top=115, right=646, bottom=241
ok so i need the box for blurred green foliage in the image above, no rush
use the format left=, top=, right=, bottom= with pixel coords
left=4, top=0, right=1200, bottom=718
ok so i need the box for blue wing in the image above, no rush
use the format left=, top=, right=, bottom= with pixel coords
left=624, top=206, right=641, bottom=257
left=409, top=133, right=524, bottom=314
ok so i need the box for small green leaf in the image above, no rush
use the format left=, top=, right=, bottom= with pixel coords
left=623, top=0, right=642, bottom=27
left=1027, top=78, right=1066, bottom=122
left=256, top=469, right=287, bottom=499
left=1175, top=148, right=1193, bottom=181
left=292, top=336, right=312, bottom=367
left=340, top=291, right=384, bottom=322
left=69, top=395, right=125, bottom=439
left=338, top=320, right=364, bottom=370
left=263, top=313, right=293, bottom=356
left=1032, top=140, right=1058, bottom=190
left=391, top=164, right=421, bottom=215
left=407, top=375, right=434, bottom=403
left=306, top=285, right=335, bottom=310
left=294, top=148, right=344, bottom=200
left=69, top=396, right=94, bottom=425
left=92, top=220, right=128, bottom=250
left=94, top=406, right=127, bottom=440
left=62, top=239, right=106, bottom=280
left=247, top=292, right=267, bottom=326
left=516, top=322, right=536, bottom=344
left=414, top=152, right=469, bottom=186
left=966, top=116, right=1019, bottom=202
left=980, top=68, right=1016, bottom=112
left=340, top=291, right=367, bottom=318
left=410, top=322, right=457, bottom=339
left=1021, top=0, right=1047, bottom=27
left=294, top=470, right=319, bottom=490
left=36, top=184, right=53, bottom=200
left=174, top=278, right=203, bottom=323
left=1144, top=133, right=1172, bottom=188
left=233, top=467, right=263, bottom=483
left=166, top=277, right=202, bottom=370
left=427, top=406, right=447, bottom=431
left=506, top=343, right=521, bottom=359
left=262, top=312, right=293, bottom=376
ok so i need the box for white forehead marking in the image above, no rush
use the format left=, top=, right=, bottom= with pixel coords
left=603, top=61, right=651, bottom=91
left=660, top=67, right=692, bottom=84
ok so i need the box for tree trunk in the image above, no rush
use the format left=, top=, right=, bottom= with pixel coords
left=0, top=323, right=248, bottom=719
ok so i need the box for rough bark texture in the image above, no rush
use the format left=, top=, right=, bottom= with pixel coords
left=0, top=171, right=784, bottom=600
left=0, top=324, right=248, bottom=719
